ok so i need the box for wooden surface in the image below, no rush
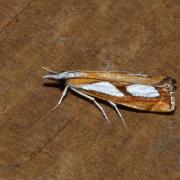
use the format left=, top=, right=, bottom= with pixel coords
left=0, top=0, right=179, bottom=179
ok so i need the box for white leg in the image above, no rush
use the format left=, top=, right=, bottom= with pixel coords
left=109, top=101, right=127, bottom=128
left=70, top=87, right=111, bottom=123
left=52, top=85, right=69, bottom=111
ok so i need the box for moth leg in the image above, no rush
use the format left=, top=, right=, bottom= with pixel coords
left=52, top=85, right=69, bottom=111
left=108, top=101, right=127, bottom=128
left=70, top=87, right=111, bottom=123
left=105, top=61, right=111, bottom=71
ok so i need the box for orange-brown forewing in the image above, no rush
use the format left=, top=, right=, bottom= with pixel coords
left=71, top=71, right=167, bottom=85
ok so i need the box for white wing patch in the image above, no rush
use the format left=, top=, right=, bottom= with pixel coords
left=78, top=82, right=124, bottom=97
left=127, top=84, right=160, bottom=98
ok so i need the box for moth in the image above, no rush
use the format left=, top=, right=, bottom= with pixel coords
left=42, top=67, right=176, bottom=127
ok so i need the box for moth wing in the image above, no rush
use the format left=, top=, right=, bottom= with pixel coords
left=67, top=77, right=175, bottom=112
left=78, top=71, right=168, bottom=85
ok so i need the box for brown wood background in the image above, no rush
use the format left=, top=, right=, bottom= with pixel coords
left=0, top=0, right=179, bottom=179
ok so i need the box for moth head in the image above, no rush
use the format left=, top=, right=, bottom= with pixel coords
left=42, top=67, right=67, bottom=80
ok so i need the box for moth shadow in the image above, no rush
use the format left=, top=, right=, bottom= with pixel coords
left=43, top=80, right=66, bottom=90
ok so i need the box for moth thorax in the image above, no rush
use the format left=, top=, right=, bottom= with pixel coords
left=58, top=71, right=86, bottom=79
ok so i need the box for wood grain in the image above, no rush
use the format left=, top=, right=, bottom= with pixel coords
left=0, top=0, right=179, bottom=179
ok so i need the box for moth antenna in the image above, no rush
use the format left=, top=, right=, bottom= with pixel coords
left=42, top=67, right=59, bottom=74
